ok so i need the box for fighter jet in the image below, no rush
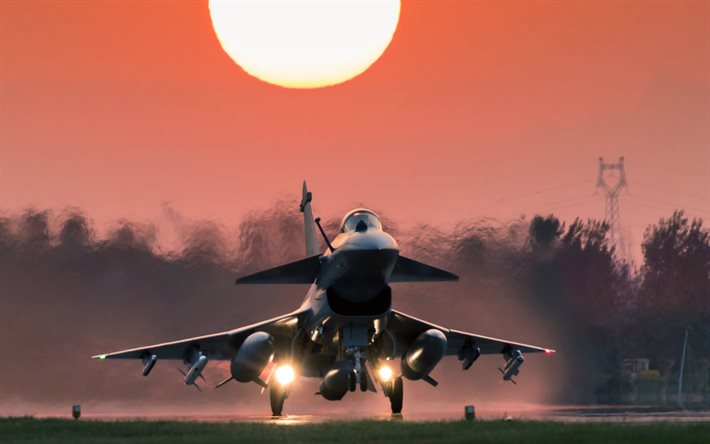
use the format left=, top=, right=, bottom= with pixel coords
left=94, top=182, right=554, bottom=416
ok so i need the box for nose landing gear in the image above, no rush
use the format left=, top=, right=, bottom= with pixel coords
left=347, top=368, right=370, bottom=392
left=346, top=346, right=370, bottom=392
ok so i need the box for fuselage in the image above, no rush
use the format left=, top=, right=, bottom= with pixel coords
left=295, top=209, right=401, bottom=377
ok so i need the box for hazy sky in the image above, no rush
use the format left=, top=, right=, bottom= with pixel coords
left=1, top=1, right=708, bottom=257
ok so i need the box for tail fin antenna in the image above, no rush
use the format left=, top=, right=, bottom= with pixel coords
left=300, top=181, right=319, bottom=256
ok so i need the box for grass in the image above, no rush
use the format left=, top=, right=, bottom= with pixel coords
left=1, top=417, right=709, bottom=444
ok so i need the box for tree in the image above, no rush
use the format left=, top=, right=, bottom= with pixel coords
left=640, top=211, right=710, bottom=318
left=634, top=211, right=710, bottom=387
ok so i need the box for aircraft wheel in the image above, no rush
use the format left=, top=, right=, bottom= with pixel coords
left=348, top=370, right=357, bottom=392
left=360, top=373, right=368, bottom=392
left=389, top=376, right=403, bottom=415
left=270, top=384, right=286, bottom=416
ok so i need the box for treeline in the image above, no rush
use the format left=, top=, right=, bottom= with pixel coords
left=0, top=205, right=707, bottom=405
left=429, top=210, right=710, bottom=403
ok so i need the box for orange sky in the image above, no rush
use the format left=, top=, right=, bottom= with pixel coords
left=1, top=1, right=708, bottom=256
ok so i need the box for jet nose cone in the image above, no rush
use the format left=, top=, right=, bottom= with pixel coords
left=342, top=230, right=399, bottom=252
left=336, top=231, right=399, bottom=280
left=326, top=231, right=400, bottom=301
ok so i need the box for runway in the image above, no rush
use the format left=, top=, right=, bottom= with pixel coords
left=34, top=405, right=710, bottom=424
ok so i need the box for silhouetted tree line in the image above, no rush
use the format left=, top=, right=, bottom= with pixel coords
left=519, top=211, right=710, bottom=403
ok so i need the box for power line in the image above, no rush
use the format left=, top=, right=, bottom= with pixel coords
left=634, top=180, right=710, bottom=202
left=626, top=198, right=673, bottom=212
left=627, top=192, right=709, bottom=214
left=544, top=198, right=599, bottom=211
left=626, top=196, right=709, bottom=217
left=543, top=194, right=598, bottom=209
left=496, top=179, right=594, bottom=203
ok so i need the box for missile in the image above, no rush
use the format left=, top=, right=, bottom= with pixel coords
left=184, top=355, right=208, bottom=386
left=498, top=350, right=524, bottom=384
left=142, top=354, right=157, bottom=376
left=457, top=342, right=481, bottom=371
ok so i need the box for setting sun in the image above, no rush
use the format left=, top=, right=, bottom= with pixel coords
left=208, top=0, right=400, bottom=89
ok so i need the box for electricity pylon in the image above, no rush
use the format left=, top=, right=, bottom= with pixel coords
left=597, top=157, right=630, bottom=263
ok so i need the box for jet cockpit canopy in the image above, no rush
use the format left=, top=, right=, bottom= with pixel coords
left=340, top=209, right=382, bottom=233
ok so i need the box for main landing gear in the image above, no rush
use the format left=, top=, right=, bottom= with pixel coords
left=390, top=376, right=403, bottom=414
left=269, top=364, right=296, bottom=416
left=270, top=383, right=287, bottom=417
left=383, top=375, right=403, bottom=415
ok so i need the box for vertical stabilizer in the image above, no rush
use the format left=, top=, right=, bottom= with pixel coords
left=300, top=181, right=319, bottom=256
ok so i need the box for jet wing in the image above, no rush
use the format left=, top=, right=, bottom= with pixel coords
left=389, top=256, right=459, bottom=282
left=236, top=255, right=321, bottom=284
left=92, top=311, right=305, bottom=361
left=388, top=309, right=554, bottom=356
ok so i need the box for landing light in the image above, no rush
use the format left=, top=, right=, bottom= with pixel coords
left=275, top=364, right=295, bottom=386
left=378, top=365, right=394, bottom=382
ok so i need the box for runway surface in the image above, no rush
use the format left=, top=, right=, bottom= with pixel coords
left=34, top=406, right=710, bottom=424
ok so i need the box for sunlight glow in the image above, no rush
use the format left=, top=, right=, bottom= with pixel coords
left=209, top=1, right=401, bottom=88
